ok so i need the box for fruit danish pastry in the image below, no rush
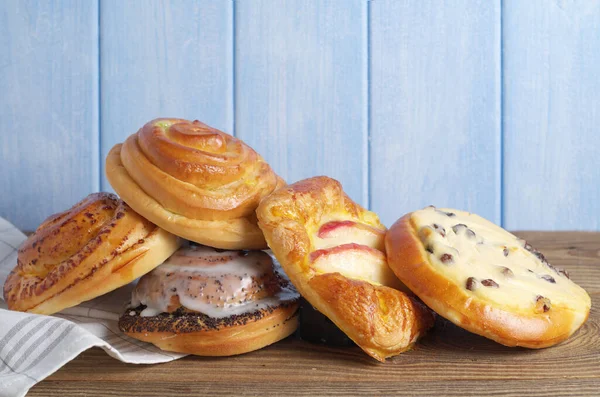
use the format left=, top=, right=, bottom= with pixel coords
left=3, top=193, right=180, bottom=314
left=385, top=206, right=591, bottom=348
left=256, top=176, right=434, bottom=361
left=106, top=118, right=285, bottom=250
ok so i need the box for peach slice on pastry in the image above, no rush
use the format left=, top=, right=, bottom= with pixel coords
left=309, top=243, right=404, bottom=291
left=315, top=220, right=386, bottom=251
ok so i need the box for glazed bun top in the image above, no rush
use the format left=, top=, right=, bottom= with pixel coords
left=4, top=192, right=180, bottom=314
left=119, top=118, right=284, bottom=221
left=131, top=245, right=299, bottom=318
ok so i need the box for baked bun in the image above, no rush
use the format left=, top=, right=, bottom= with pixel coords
left=256, top=176, right=434, bottom=362
left=119, top=245, right=300, bottom=356
left=105, top=118, right=285, bottom=250
left=3, top=193, right=181, bottom=315
left=385, top=206, right=591, bottom=348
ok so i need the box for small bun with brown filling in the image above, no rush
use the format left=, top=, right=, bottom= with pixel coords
left=119, top=246, right=300, bottom=356
left=385, top=206, right=591, bottom=348
left=3, top=193, right=181, bottom=315
left=256, top=176, right=434, bottom=362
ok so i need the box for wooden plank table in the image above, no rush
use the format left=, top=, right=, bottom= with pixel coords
left=29, top=232, right=600, bottom=396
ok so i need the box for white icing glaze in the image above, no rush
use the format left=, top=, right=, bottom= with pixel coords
left=412, top=207, right=591, bottom=312
left=131, top=245, right=299, bottom=318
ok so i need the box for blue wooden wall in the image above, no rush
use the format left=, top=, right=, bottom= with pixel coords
left=1, top=0, right=599, bottom=232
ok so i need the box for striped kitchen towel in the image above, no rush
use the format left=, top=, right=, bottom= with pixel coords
left=0, top=217, right=185, bottom=397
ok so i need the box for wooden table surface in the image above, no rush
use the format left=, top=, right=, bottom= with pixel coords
left=29, top=232, right=600, bottom=396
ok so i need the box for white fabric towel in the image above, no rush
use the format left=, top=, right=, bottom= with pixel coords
left=0, top=217, right=185, bottom=397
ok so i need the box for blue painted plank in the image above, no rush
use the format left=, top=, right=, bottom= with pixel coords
left=503, top=0, right=600, bottom=231
left=235, top=0, right=368, bottom=206
left=369, top=0, right=501, bottom=227
left=0, top=0, right=99, bottom=231
left=100, top=0, right=233, bottom=191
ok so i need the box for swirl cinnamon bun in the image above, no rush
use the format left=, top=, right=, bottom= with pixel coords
left=3, top=193, right=181, bottom=315
left=105, top=118, right=284, bottom=250
left=119, top=246, right=300, bottom=356
left=256, top=177, right=434, bottom=362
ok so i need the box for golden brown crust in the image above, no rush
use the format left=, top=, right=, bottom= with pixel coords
left=256, top=176, right=434, bottom=361
left=120, top=304, right=299, bottom=356
left=385, top=213, right=590, bottom=348
left=105, top=118, right=284, bottom=250
left=309, top=273, right=434, bottom=361
left=3, top=193, right=181, bottom=315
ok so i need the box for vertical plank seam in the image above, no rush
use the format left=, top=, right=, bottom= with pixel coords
left=500, top=0, right=505, bottom=227
left=97, top=0, right=102, bottom=192
left=232, top=0, right=237, bottom=138
left=366, top=0, right=372, bottom=211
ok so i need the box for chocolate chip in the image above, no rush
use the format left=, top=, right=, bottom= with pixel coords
left=440, top=253, right=453, bottom=264
left=523, top=241, right=548, bottom=263
left=547, top=263, right=570, bottom=279
left=540, top=274, right=556, bottom=284
left=426, top=245, right=434, bottom=254
left=452, top=224, right=467, bottom=234
left=503, top=247, right=509, bottom=257
left=435, top=209, right=455, bottom=217
left=535, top=295, right=551, bottom=313
left=481, top=279, right=499, bottom=288
left=433, top=224, right=446, bottom=237
left=500, top=267, right=514, bottom=277
left=466, top=277, right=478, bottom=291
left=452, top=224, right=476, bottom=239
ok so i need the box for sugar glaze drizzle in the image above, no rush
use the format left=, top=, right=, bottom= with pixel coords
left=131, top=245, right=298, bottom=318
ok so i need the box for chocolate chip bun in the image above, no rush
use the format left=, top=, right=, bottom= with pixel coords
left=385, top=206, right=591, bottom=348
left=119, top=246, right=300, bottom=356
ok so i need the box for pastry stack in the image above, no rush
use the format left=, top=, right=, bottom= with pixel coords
left=3, top=118, right=591, bottom=361
left=4, top=119, right=297, bottom=356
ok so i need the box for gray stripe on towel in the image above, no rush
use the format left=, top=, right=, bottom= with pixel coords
left=3, top=320, right=63, bottom=374
left=0, top=317, right=38, bottom=354
left=0, top=318, right=54, bottom=373
left=21, top=323, right=76, bottom=374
